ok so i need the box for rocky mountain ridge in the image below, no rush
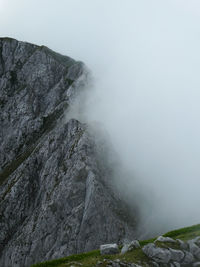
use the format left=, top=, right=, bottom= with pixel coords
left=0, top=38, right=137, bottom=267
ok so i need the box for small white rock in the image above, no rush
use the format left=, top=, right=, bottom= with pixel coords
left=100, top=243, right=119, bottom=255
left=156, top=236, right=176, bottom=243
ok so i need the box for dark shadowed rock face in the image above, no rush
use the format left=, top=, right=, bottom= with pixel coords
left=0, top=38, right=137, bottom=267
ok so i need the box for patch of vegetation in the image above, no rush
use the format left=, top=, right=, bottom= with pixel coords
left=0, top=143, right=36, bottom=187
left=10, top=70, right=18, bottom=85
left=31, top=247, right=151, bottom=267
left=0, top=107, right=65, bottom=188
left=31, top=250, right=100, bottom=267
left=65, top=78, right=74, bottom=87
left=31, top=224, right=200, bottom=267
left=15, top=84, right=26, bottom=94
left=139, top=237, right=156, bottom=246
left=155, top=241, right=180, bottom=250
left=0, top=37, right=15, bottom=42
left=163, top=223, right=200, bottom=241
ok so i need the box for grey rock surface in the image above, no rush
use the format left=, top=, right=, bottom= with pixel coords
left=176, top=239, right=188, bottom=250
left=155, top=236, right=176, bottom=243
left=100, top=244, right=119, bottom=255
left=0, top=38, right=137, bottom=267
left=168, top=248, right=184, bottom=262
left=182, top=250, right=194, bottom=264
left=192, top=236, right=200, bottom=246
left=142, top=243, right=171, bottom=263
left=121, top=240, right=140, bottom=254
left=172, top=262, right=181, bottom=267
left=151, top=262, right=159, bottom=267
left=121, top=243, right=130, bottom=255
left=141, top=237, right=200, bottom=266
left=129, top=240, right=140, bottom=249
left=188, top=240, right=200, bottom=260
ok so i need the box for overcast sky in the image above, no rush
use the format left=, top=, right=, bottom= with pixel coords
left=1, top=0, right=200, bottom=234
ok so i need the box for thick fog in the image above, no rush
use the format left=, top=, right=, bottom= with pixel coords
left=1, top=0, right=200, bottom=236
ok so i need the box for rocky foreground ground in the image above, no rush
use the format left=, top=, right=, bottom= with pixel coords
left=32, top=224, right=200, bottom=267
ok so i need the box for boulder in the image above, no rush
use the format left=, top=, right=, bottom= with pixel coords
left=121, top=240, right=140, bottom=254
left=172, top=262, right=181, bottom=267
left=176, top=239, right=188, bottom=250
left=191, top=236, right=200, bottom=246
left=151, top=261, right=159, bottom=267
left=188, top=240, right=200, bottom=260
left=193, top=262, right=200, bottom=267
left=129, top=240, right=140, bottom=249
left=100, top=244, right=119, bottom=255
left=142, top=243, right=171, bottom=263
left=121, top=244, right=130, bottom=255
left=182, top=250, right=194, bottom=264
left=155, top=236, right=176, bottom=243
left=168, top=248, right=184, bottom=262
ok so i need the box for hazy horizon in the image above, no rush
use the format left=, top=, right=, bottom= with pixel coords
left=1, top=0, right=200, bottom=235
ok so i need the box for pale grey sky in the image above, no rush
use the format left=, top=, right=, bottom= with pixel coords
left=1, top=0, right=200, bottom=233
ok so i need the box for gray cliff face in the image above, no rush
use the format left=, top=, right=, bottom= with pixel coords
left=0, top=38, right=137, bottom=267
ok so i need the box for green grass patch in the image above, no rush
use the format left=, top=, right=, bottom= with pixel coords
left=139, top=237, right=156, bottom=246
left=31, top=224, right=200, bottom=267
left=163, top=224, right=200, bottom=241
left=31, top=250, right=100, bottom=267
left=155, top=241, right=180, bottom=250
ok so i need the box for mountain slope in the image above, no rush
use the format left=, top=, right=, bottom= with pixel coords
left=0, top=38, right=137, bottom=267
left=31, top=224, right=200, bottom=267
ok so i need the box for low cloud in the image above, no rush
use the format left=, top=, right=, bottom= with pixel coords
left=2, top=0, right=200, bottom=236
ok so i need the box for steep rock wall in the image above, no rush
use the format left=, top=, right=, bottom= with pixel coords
left=0, top=38, right=137, bottom=267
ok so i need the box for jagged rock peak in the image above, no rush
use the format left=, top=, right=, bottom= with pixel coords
left=0, top=38, right=137, bottom=267
left=0, top=37, right=87, bottom=178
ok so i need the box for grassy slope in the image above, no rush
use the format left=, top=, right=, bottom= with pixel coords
left=31, top=224, right=200, bottom=267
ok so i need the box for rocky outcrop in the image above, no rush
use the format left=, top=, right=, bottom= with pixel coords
left=121, top=240, right=140, bottom=254
left=0, top=38, right=137, bottom=267
left=142, top=236, right=200, bottom=266
left=143, top=243, right=172, bottom=264
left=100, top=244, right=119, bottom=255
left=156, top=236, right=176, bottom=243
left=0, top=37, right=85, bottom=178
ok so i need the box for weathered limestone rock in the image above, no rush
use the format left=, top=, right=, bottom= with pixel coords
left=172, top=262, right=181, bottom=267
left=151, top=261, right=159, bottom=267
left=168, top=248, right=184, bottom=262
left=155, top=236, right=176, bottom=243
left=100, top=244, right=119, bottom=255
left=192, top=236, right=200, bottom=247
left=0, top=38, right=137, bottom=267
left=142, top=237, right=200, bottom=266
left=188, top=240, right=200, bottom=260
left=193, top=262, right=200, bottom=267
left=121, top=240, right=140, bottom=254
left=142, top=243, right=171, bottom=263
left=182, top=250, right=194, bottom=264
left=176, top=239, right=188, bottom=250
